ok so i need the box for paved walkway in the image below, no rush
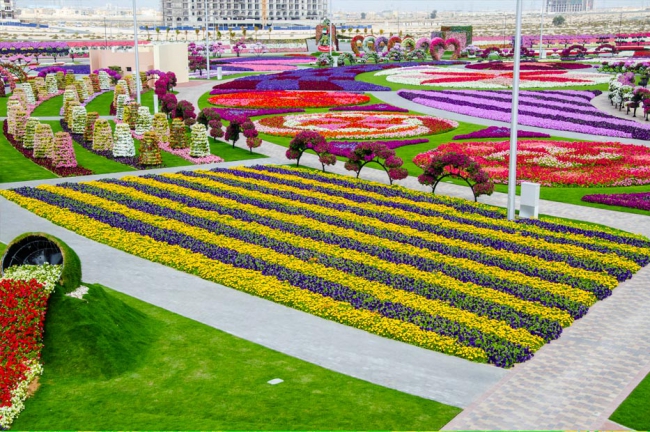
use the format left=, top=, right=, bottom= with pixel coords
left=590, top=92, right=649, bottom=124
left=0, top=159, right=507, bottom=410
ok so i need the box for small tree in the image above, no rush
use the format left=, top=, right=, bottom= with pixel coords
left=430, top=10, right=437, bottom=19
left=225, top=115, right=246, bottom=147
left=344, top=142, right=408, bottom=185
left=361, top=12, right=366, bottom=19
left=169, top=118, right=188, bottom=149
left=175, top=100, right=196, bottom=126
left=241, top=119, right=261, bottom=153
left=286, top=131, right=335, bottom=172
left=552, top=15, right=566, bottom=26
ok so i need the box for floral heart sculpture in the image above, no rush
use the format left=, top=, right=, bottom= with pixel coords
left=429, top=37, right=447, bottom=61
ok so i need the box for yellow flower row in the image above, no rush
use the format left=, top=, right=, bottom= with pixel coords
left=126, top=175, right=575, bottom=325
left=199, top=170, right=639, bottom=274
left=165, top=171, right=613, bottom=291
left=237, top=167, right=649, bottom=259
left=43, top=183, right=544, bottom=350
left=0, top=188, right=487, bottom=362
left=275, top=165, right=650, bottom=244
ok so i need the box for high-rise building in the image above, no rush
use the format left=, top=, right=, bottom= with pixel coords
left=162, top=0, right=328, bottom=27
left=546, top=0, right=594, bottom=13
left=2, top=0, right=15, bottom=18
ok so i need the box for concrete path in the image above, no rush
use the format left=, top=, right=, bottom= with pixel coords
left=590, top=92, right=649, bottom=124
left=0, top=159, right=507, bottom=409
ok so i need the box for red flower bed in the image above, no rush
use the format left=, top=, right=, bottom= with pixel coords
left=0, top=278, right=48, bottom=416
left=415, top=140, right=650, bottom=187
left=208, top=90, right=370, bottom=109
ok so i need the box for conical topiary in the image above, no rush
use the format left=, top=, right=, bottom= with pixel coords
left=34, top=77, right=47, bottom=101
left=126, top=101, right=140, bottom=130
left=112, top=83, right=127, bottom=107
left=52, top=132, right=78, bottom=168
left=98, top=71, right=110, bottom=90
left=135, top=106, right=152, bottom=136
left=74, top=80, right=88, bottom=103
left=33, top=123, right=55, bottom=158
left=55, top=71, right=65, bottom=90
left=17, top=82, right=36, bottom=105
left=11, top=87, right=28, bottom=107
left=139, top=131, right=163, bottom=166
left=22, top=117, right=40, bottom=149
left=46, top=73, right=58, bottom=94
left=64, top=72, right=75, bottom=87
left=169, top=118, right=187, bottom=149
left=92, top=118, right=114, bottom=152
left=116, top=94, right=129, bottom=121
left=13, top=108, right=28, bottom=144
left=90, top=73, right=101, bottom=93
left=152, top=112, right=170, bottom=142
left=71, top=106, right=87, bottom=135
left=84, top=112, right=100, bottom=142
left=189, top=123, right=210, bottom=157
left=83, top=76, right=94, bottom=97
left=113, top=123, right=135, bottom=157
left=6, top=98, right=21, bottom=136
left=64, top=100, right=80, bottom=127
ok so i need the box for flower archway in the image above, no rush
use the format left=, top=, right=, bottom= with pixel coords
left=446, top=38, right=462, bottom=60
left=402, top=36, right=416, bottom=52
left=0, top=63, right=27, bottom=90
left=560, top=44, right=587, bottom=58
left=416, top=37, right=431, bottom=53
left=595, top=44, right=617, bottom=55
left=374, top=36, right=389, bottom=52
left=387, top=36, right=402, bottom=51
left=351, top=35, right=365, bottom=56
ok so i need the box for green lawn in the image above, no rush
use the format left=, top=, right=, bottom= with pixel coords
left=32, top=95, right=64, bottom=117
left=13, top=283, right=461, bottom=430
left=85, top=90, right=157, bottom=116
left=354, top=70, right=611, bottom=92
left=610, top=372, right=650, bottom=430
left=0, top=127, right=57, bottom=183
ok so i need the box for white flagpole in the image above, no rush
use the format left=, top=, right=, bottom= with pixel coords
left=507, top=0, right=524, bottom=221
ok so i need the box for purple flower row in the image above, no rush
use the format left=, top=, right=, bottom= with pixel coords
left=212, top=62, right=459, bottom=92
left=582, top=192, right=650, bottom=211
left=329, top=103, right=409, bottom=113
left=174, top=169, right=633, bottom=281
left=454, top=126, right=550, bottom=140
left=257, top=165, right=650, bottom=248
left=13, top=184, right=532, bottom=367
left=34, top=64, right=90, bottom=75
left=328, top=139, right=429, bottom=158
left=69, top=179, right=564, bottom=342
left=398, top=90, right=650, bottom=140
left=208, top=107, right=305, bottom=121
left=212, top=167, right=647, bottom=269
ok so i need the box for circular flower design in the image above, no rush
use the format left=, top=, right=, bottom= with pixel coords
left=466, top=62, right=593, bottom=71
left=255, top=112, right=458, bottom=139
left=207, top=91, right=370, bottom=109
left=423, top=140, right=650, bottom=187
left=376, top=66, right=611, bottom=89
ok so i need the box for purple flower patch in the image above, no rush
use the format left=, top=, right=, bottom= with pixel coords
left=329, top=138, right=429, bottom=157
left=453, top=126, right=551, bottom=140
left=330, top=103, right=409, bottom=113
left=582, top=192, right=650, bottom=211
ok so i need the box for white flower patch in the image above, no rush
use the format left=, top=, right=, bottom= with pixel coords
left=66, top=285, right=89, bottom=299
left=0, top=360, right=43, bottom=430
left=2, top=263, right=63, bottom=294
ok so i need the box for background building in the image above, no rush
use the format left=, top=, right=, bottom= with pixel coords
left=2, top=0, right=15, bottom=18
left=162, top=0, right=328, bottom=27
left=546, top=0, right=594, bottom=13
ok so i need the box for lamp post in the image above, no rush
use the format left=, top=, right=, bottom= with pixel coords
left=539, top=0, right=546, bottom=59
left=104, top=17, right=108, bottom=48
left=329, top=0, right=333, bottom=56
left=132, top=0, right=141, bottom=104
left=507, top=0, right=524, bottom=221
left=205, top=0, right=210, bottom=79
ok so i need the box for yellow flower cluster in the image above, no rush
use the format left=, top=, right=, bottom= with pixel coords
left=0, top=188, right=487, bottom=363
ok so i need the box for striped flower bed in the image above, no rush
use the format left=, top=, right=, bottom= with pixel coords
left=398, top=89, right=650, bottom=140
left=2, top=166, right=649, bottom=368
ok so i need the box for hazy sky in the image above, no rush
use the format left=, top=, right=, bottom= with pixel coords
left=332, top=0, right=649, bottom=12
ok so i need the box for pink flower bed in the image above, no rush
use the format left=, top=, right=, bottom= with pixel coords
left=158, top=140, right=224, bottom=164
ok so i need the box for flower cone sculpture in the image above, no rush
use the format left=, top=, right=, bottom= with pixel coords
left=51, top=132, right=78, bottom=168
left=189, top=123, right=210, bottom=157
left=74, top=80, right=87, bottom=103
left=169, top=118, right=187, bottom=149
left=113, top=123, right=136, bottom=157
left=139, top=131, right=163, bottom=166
left=71, top=106, right=87, bottom=134
left=115, top=94, right=129, bottom=121
left=126, top=101, right=140, bottom=130
left=64, top=100, right=80, bottom=127
left=90, top=73, right=101, bottom=93
left=63, top=86, right=79, bottom=103
left=45, top=73, right=58, bottom=94
left=13, top=108, right=27, bottom=144
left=64, top=72, right=75, bottom=87
left=33, top=123, right=54, bottom=158
left=22, top=117, right=40, bottom=149
left=112, top=83, right=126, bottom=107
left=135, top=106, right=153, bottom=136
left=6, top=99, right=21, bottom=136
left=152, top=112, right=170, bottom=142
left=17, top=83, right=36, bottom=105
left=34, top=77, right=47, bottom=101
left=12, top=87, right=28, bottom=107
left=98, top=71, right=110, bottom=90
left=124, top=75, right=136, bottom=97
left=84, top=111, right=99, bottom=142
left=92, top=118, right=113, bottom=151
left=55, top=71, right=64, bottom=90
left=82, top=76, right=94, bottom=97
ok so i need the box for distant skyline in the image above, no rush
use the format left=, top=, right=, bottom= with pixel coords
left=332, top=0, right=649, bottom=13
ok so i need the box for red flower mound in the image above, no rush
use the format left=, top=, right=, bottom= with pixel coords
left=208, top=90, right=369, bottom=109
left=417, top=140, right=650, bottom=187
left=0, top=278, right=48, bottom=409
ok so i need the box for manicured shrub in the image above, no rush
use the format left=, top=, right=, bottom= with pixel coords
left=344, top=142, right=408, bottom=185
left=286, top=130, right=334, bottom=171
